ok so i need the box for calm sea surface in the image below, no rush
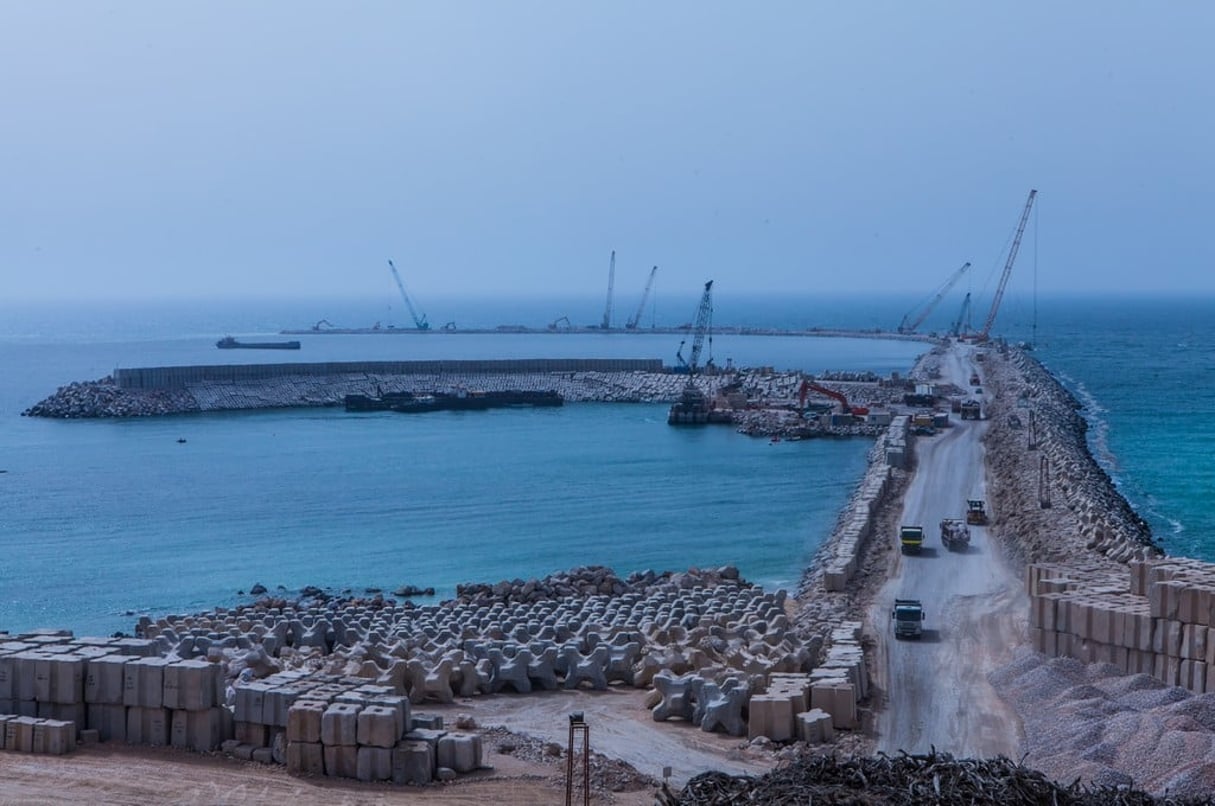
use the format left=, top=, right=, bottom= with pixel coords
left=1, top=294, right=1211, bottom=635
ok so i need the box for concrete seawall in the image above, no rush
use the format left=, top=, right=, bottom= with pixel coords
left=113, top=359, right=665, bottom=391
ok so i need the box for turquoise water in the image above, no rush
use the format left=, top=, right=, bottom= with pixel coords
left=0, top=297, right=925, bottom=636
left=4, top=294, right=1212, bottom=637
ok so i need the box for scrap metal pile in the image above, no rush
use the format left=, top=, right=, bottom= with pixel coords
left=657, top=749, right=1213, bottom=805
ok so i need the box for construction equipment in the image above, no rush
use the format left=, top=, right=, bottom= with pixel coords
left=674, top=281, right=714, bottom=375
left=600, top=251, right=616, bottom=330
left=441, top=321, right=457, bottom=331
left=940, top=518, right=971, bottom=552
left=668, top=281, right=714, bottom=425
left=899, top=525, right=925, bottom=555
left=966, top=499, right=988, bottom=525
left=798, top=379, right=870, bottom=418
left=625, top=266, right=658, bottom=330
left=892, top=599, right=926, bottom=639
left=949, top=292, right=972, bottom=338
left=959, top=400, right=982, bottom=420
left=548, top=316, right=572, bottom=331
left=977, top=189, right=1037, bottom=341
left=311, top=319, right=335, bottom=330
left=897, top=262, right=972, bottom=334
left=386, top=259, right=430, bottom=331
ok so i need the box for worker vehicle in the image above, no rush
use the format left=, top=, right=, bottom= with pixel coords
left=960, top=400, right=981, bottom=420
left=969, top=372, right=981, bottom=387
left=899, top=525, right=924, bottom=555
left=892, top=599, right=926, bottom=639
left=940, top=518, right=971, bottom=552
left=966, top=499, right=988, bottom=525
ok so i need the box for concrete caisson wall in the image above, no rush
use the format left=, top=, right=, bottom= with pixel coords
left=115, top=359, right=665, bottom=390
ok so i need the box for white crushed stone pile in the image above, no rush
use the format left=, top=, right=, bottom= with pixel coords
left=992, top=648, right=1215, bottom=798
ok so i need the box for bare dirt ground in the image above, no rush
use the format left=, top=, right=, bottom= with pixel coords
left=868, top=342, right=1028, bottom=757
left=0, top=688, right=773, bottom=805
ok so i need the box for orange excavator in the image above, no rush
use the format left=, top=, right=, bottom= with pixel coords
left=798, top=379, right=869, bottom=418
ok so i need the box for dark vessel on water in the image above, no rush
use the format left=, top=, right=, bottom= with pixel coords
left=345, top=389, right=563, bottom=413
left=216, top=336, right=301, bottom=350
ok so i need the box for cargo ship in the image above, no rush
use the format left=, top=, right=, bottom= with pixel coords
left=345, top=389, right=564, bottom=413
left=216, top=336, right=301, bottom=350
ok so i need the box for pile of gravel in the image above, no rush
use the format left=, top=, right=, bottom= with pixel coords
left=993, top=648, right=1215, bottom=799
left=451, top=565, right=751, bottom=607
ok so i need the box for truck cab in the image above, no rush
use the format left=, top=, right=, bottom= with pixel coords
left=899, top=525, right=924, bottom=554
left=892, top=599, right=925, bottom=639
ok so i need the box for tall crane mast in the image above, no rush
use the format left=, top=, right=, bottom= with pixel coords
left=386, top=259, right=430, bottom=331
left=897, top=261, right=972, bottom=334
left=625, top=266, right=659, bottom=329
left=675, top=280, right=714, bottom=374
left=949, top=292, right=972, bottom=338
left=978, top=189, right=1037, bottom=341
left=601, top=250, right=616, bottom=330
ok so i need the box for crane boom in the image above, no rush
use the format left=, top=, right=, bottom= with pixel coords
left=625, top=265, right=658, bottom=329
left=979, top=189, right=1037, bottom=340
left=601, top=250, right=616, bottom=330
left=386, top=259, right=430, bottom=330
left=898, top=262, right=972, bottom=334
left=949, top=292, right=972, bottom=338
left=675, top=280, right=713, bottom=374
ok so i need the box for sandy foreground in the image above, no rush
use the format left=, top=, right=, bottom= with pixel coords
left=2, top=339, right=1172, bottom=802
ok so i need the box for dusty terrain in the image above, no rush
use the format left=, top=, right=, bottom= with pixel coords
left=0, top=687, right=774, bottom=804
left=868, top=343, right=1027, bottom=757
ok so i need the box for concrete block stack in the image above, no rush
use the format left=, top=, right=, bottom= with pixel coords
left=269, top=671, right=483, bottom=783
left=0, top=631, right=228, bottom=754
left=746, top=620, right=866, bottom=742
left=1028, top=558, right=1215, bottom=693
left=823, top=424, right=904, bottom=592
left=0, top=714, right=77, bottom=754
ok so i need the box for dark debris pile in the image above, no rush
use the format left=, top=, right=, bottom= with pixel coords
left=657, top=750, right=1215, bottom=806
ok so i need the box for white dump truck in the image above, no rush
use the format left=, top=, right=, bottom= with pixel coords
left=940, top=518, right=971, bottom=552
left=892, top=599, right=925, bottom=639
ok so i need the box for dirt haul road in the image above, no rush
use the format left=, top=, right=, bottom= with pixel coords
left=869, top=342, right=1027, bottom=757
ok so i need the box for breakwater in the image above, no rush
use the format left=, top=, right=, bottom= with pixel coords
left=982, top=346, right=1160, bottom=567
left=23, top=359, right=903, bottom=421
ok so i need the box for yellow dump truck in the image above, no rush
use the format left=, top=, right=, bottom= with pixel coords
left=899, top=525, right=925, bottom=555
left=966, top=499, right=988, bottom=525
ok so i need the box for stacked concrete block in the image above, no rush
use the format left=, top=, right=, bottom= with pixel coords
left=796, top=708, right=834, bottom=744
left=1028, top=559, right=1215, bottom=695
left=0, top=716, right=75, bottom=755
left=1, top=632, right=231, bottom=755
left=823, top=419, right=905, bottom=591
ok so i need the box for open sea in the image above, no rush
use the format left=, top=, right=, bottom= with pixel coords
left=1, top=293, right=1211, bottom=636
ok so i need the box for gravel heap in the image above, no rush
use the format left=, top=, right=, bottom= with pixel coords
left=992, top=648, right=1215, bottom=799
left=981, top=345, right=1160, bottom=567
left=481, top=726, right=659, bottom=797
left=657, top=746, right=1204, bottom=805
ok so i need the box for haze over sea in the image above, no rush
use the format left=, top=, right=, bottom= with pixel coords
left=1, top=293, right=1210, bottom=636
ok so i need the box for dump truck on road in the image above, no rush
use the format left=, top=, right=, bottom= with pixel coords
left=892, top=599, right=926, bottom=639
left=899, top=525, right=925, bottom=555
left=966, top=499, right=988, bottom=525
left=940, top=518, right=971, bottom=552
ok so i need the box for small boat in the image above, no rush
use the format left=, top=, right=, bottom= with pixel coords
left=216, top=336, right=301, bottom=350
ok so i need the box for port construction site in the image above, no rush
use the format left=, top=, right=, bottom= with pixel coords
left=14, top=196, right=1215, bottom=801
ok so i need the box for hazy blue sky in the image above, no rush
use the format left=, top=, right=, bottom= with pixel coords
left=2, top=2, right=1212, bottom=303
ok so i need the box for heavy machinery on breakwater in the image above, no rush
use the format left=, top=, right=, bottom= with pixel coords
left=667, top=281, right=716, bottom=425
